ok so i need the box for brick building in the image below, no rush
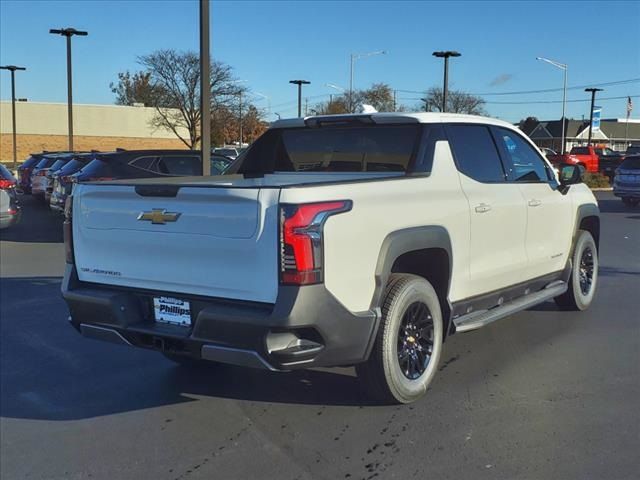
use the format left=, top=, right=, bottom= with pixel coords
left=0, top=101, right=187, bottom=164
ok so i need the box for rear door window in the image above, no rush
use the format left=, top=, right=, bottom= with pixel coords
left=446, top=125, right=506, bottom=182
left=157, top=155, right=201, bottom=175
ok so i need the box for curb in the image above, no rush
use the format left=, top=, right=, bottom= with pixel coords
left=591, top=187, right=613, bottom=192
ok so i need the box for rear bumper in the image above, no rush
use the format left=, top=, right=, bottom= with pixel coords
left=0, top=208, right=22, bottom=229
left=613, top=185, right=640, bottom=198
left=62, top=265, right=378, bottom=370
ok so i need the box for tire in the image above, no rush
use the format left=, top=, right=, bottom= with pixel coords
left=622, top=197, right=639, bottom=207
left=356, top=274, right=444, bottom=404
left=554, top=230, right=598, bottom=311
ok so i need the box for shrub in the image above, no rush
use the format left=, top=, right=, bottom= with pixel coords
left=582, top=172, right=611, bottom=189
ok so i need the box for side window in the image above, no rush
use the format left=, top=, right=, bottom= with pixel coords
left=158, top=156, right=200, bottom=175
left=129, top=156, right=158, bottom=172
left=495, top=128, right=550, bottom=182
left=446, top=125, right=505, bottom=182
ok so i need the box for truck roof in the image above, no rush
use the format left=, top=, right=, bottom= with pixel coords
left=270, top=112, right=517, bottom=130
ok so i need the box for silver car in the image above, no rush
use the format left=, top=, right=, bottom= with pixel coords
left=613, top=155, right=640, bottom=207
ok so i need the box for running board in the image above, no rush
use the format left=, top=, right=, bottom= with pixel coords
left=453, top=281, right=568, bottom=333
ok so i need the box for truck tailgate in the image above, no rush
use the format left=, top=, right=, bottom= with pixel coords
left=72, top=184, right=280, bottom=303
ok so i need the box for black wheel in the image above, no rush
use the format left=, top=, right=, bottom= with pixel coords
left=622, top=197, right=639, bottom=207
left=555, top=230, right=598, bottom=311
left=356, top=274, right=443, bottom=404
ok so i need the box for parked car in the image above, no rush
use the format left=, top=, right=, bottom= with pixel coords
left=625, top=144, right=640, bottom=156
left=31, top=153, right=74, bottom=199
left=70, top=150, right=232, bottom=184
left=62, top=112, right=599, bottom=404
left=17, top=153, right=47, bottom=194
left=613, top=155, right=640, bottom=207
left=595, top=146, right=626, bottom=180
left=0, top=164, right=22, bottom=229
left=539, top=147, right=557, bottom=159
left=213, top=147, right=239, bottom=160
left=49, top=153, right=99, bottom=214
left=43, top=155, right=77, bottom=204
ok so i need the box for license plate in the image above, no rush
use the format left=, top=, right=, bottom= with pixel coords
left=153, top=296, right=191, bottom=326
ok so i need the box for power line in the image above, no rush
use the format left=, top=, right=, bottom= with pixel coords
left=396, top=94, right=639, bottom=105
left=396, top=78, right=640, bottom=96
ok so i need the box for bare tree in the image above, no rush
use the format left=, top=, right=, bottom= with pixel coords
left=313, top=83, right=395, bottom=115
left=110, top=50, right=248, bottom=149
left=420, top=87, right=486, bottom=115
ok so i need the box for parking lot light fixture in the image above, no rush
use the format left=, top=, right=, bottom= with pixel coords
left=0, top=65, right=26, bottom=170
left=349, top=50, right=386, bottom=113
left=585, top=87, right=604, bottom=147
left=537, top=56, right=568, bottom=154
left=49, top=28, right=88, bottom=151
left=289, top=80, right=310, bottom=117
left=432, top=51, right=461, bottom=113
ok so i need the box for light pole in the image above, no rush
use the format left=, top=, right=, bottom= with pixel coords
left=537, top=56, right=568, bottom=154
left=49, top=28, right=88, bottom=151
left=585, top=87, right=603, bottom=146
left=326, top=83, right=347, bottom=111
left=0, top=65, right=26, bottom=170
left=349, top=50, right=386, bottom=113
left=199, top=0, right=211, bottom=175
left=289, top=80, right=310, bottom=117
left=432, top=51, right=461, bottom=113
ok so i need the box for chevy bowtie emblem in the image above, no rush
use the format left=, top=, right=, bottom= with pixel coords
left=137, top=209, right=181, bottom=224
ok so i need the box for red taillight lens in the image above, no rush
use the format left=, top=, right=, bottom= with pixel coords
left=64, top=195, right=74, bottom=264
left=0, top=179, right=15, bottom=189
left=280, top=201, right=351, bottom=285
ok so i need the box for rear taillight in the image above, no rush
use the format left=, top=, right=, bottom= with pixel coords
left=0, top=179, right=15, bottom=189
left=64, top=195, right=74, bottom=264
left=279, top=201, right=352, bottom=285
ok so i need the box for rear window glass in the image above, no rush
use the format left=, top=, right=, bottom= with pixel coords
left=620, top=157, right=640, bottom=170
left=49, top=159, right=70, bottom=171
left=57, top=159, right=84, bottom=176
left=157, top=155, right=201, bottom=175
left=214, top=149, right=237, bottom=157
left=21, top=156, right=42, bottom=168
left=627, top=146, right=640, bottom=155
left=238, top=125, right=421, bottom=174
left=0, top=163, right=16, bottom=180
left=78, top=159, right=114, bottom=179
left=35, top=157, right=57, bottom=169
left=571, top=147, right=590, bottom=155
left=129, top=156, right=158, bottom=172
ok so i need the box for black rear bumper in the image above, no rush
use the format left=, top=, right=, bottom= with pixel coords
left=62, top=265, right=378, bottom=370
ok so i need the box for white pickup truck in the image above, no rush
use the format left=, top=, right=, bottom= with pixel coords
left=62, top=113, right=600, bottom=404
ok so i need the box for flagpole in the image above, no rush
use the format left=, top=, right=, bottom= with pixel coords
left=624, top=96, right=632, bottom=149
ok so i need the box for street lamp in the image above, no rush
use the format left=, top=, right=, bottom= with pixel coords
left=0, top=65, right=26, bottom=170
left=585, top=87, right=604, bottom=146
left=326, top=83, right=347, bottom=106
left=289, top=80, right=310, bottom=117
left=49, top=27, right=88, bottom=151
left=230, top=79, right=248, bottom=146
left=537, top=56, right=568, bottom=154
left=349, top=50, right=386, bottom=112
left=432, top=51, right=461, bottom=113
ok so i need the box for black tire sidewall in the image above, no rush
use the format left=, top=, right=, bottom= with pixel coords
left=570, top=231, right=598, bottom=310
left=380, top=276, right=443, bottom=403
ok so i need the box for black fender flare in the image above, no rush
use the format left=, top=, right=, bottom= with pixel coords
left=370, top=225, right=453, bottom=309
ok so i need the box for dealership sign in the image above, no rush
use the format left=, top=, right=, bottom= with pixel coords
left=592, top=106, right=602, bottom=131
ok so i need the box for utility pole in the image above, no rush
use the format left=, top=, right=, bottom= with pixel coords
left=585, top=87, right=603, bottom=146
left=393, top=89, right=397, bottom=112
left=289, top=80, right=310, bottom=117
left=238, top=91, right=243, bottom=146
left=49, top=28, right=88, bottom=151
left=0, top=65, right=26, bottom=170
left=349, top=50, right=386, bottom=113
left=304, top=97, right=308, bottom=116
left=199, top=0, right=211, bottom=175
left=537, top=57, right=568, bottom=154
left=432, top=51, right=461, bottom=112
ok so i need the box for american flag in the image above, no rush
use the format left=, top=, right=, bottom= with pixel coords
left=627, top=96, right=633, bottom=117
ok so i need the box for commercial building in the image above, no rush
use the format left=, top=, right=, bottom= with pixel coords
left=523, top=118, right=640, bottom=152
left=0, top=101, right=187, bottom=163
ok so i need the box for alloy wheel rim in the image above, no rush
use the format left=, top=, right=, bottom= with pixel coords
left=397, top=302, right=434, bottom=380
left=579, top=247, right=595, bottom=296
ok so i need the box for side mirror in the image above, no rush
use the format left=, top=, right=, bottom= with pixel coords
left=558, top=163, right=582, bottom=193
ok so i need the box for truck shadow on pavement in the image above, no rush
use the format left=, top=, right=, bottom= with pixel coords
left=597, top=198, right=638, bottom=214
left=1, top=276, right=585, bottom=421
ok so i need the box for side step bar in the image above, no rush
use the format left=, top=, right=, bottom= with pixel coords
left=453, top=281, right=568, bottom=333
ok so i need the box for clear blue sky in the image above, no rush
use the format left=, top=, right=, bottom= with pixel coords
left=1, top=0, right=639, bottom=122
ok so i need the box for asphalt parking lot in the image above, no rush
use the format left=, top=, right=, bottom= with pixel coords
left=1, top=192, right=639, bottom=480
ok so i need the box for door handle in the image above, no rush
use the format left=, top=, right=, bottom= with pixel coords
left=474, top=203, right=492, bottom=213
left=528, top=199, right=542, bottom=207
